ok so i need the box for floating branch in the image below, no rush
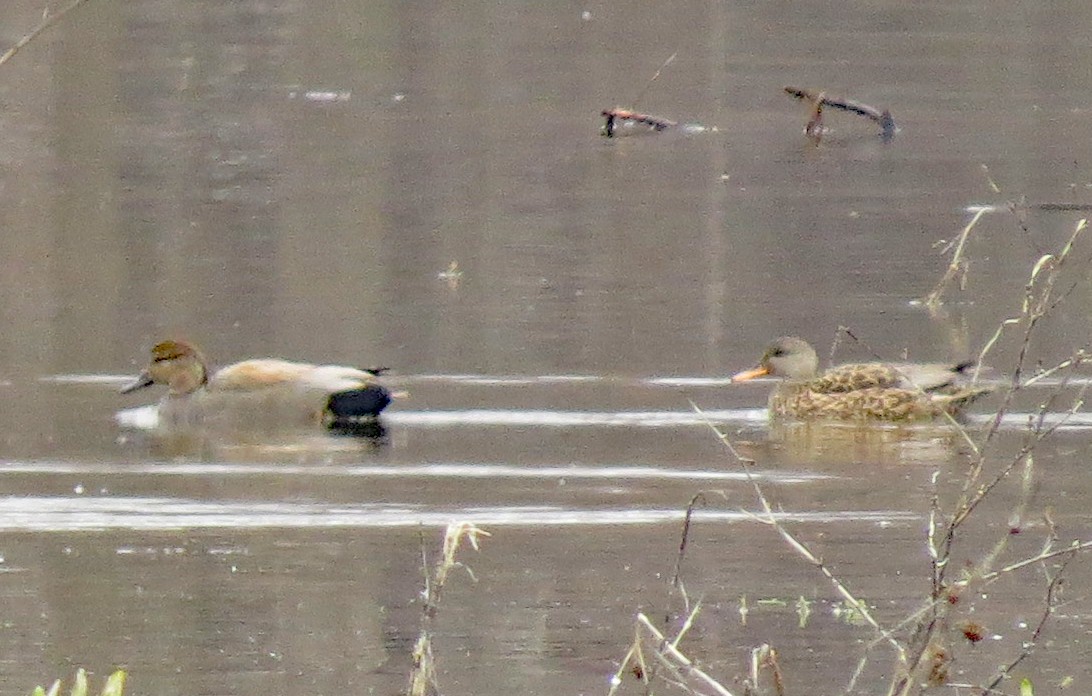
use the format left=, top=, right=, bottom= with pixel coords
left=804, top=91, right=825, bottom=144
left=601, top=107, right=678, bottom=137
left=784, top=86, right=897, bottom=141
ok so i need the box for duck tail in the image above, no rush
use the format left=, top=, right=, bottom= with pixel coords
left=950, top=360, right=975, bottom=375
left=935, top=384, right=993, bottom=412
left=326, top=384, right=392, bottom=422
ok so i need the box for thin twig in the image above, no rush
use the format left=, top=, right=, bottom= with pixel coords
left=636, top=612, right=737, bottom=696
left=668, top=492, right=708, bottom=615
left=692, top=403, right=907, bottom=666
left=925, top=208, right=987, bottom=308
left=0, top=0, right=96, bottom=70
left=981, top=551, right=1074, bottom=693
left=605, top=633, right=642, bottom=696
left=631, top=51, right=677, bottom=107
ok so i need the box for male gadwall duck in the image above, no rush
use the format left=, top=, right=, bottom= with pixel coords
left=731, top=336, right=990, bottom=421
left=121, top=339, right=391, bottom=430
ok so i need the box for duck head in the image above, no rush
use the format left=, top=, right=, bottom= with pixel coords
left=732, top=336, right=819, bottom=382
left=121, top=339, right=209, bottom=396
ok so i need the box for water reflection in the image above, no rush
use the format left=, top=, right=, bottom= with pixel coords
left=755, top=419, right=970, bottom=468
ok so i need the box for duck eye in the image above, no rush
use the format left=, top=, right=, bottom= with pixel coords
left=771, top=348, right=785, bottom=357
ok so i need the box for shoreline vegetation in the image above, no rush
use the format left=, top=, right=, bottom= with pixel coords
left=604, top=212, right=1091, bottom=696
left=30, top=669, right=125, bottom=696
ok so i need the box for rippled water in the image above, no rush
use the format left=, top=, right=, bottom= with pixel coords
left=2, top=0, right=1092, bottom=694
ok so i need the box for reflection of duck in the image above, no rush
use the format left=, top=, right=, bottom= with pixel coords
left=734, top=420, right=966, bottom=472
left=732, top=337, right=990, bottom=421
left=120, top=340, right=392, bottom=431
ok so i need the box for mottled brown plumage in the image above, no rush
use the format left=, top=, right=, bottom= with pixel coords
left=732, top=337, right=990, bottom=422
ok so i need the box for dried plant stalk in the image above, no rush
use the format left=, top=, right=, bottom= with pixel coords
left=407, top=523, right=490, bottom=696
left=0, top=0, right=96, bottom=70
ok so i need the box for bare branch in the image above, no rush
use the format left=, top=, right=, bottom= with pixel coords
left=0, top=0, right=95, bottom=70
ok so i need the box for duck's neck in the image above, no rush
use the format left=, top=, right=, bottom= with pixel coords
left=167, top=362, right=208, bottom=396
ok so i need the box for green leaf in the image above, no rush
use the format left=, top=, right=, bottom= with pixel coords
left=1019, top=677, right=1033, bottom=696
left=71, top=668, right=88, bottom=696
left=100, top=670, right=127, bottom=696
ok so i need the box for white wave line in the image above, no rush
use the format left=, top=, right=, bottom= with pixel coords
left=0, top=497, right=918, bottom=531
left=0, top=461, right=832, bottom=483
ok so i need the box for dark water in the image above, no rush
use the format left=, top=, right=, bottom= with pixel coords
left=2, top=0, right=1092, bottom=694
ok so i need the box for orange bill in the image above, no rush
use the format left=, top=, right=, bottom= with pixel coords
left=731, top=366, right=769, bottom=382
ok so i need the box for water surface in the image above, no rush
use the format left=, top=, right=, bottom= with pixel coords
left=1, top=0, right=1091, bottom=694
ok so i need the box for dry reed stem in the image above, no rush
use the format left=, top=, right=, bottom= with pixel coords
left=671, top=598, right=702, bottom=650
left=898, top=432, right=1045, bottom=693
left=611, top=487, right=729, bottom=696
left=924, top=208, right=987, bottom=309
left=407, top=522, right=490, bottom=696
left=692, top=403, right=907, bottom=664
left=748, top=644, right=785, bottom=696
left=667, top=491, right=728, bottom=622
left=608, top=603, right=737, bottom=696
left=669, top=492, right=708, bottom=616
left=605, top=637, right=643, bottom=696
left=953, top=219, right=1087, bottom=510
left=631, top=51, right=677, bottom=106
left=704, top=217, right=1092, bottom=692
left=890, top=218, right=1092, bottom=696
left=0, top=0, right=95, bottom=70
left=981, top=539, right=1092, bottom=581
left=625, top=215, right=1090, bottom=696
left=636, top=612, right=737, bottom=696
left=982, top=550, right=1073, bottom=693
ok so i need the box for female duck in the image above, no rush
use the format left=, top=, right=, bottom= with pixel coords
left=731, top=336, right=989, bottom=421
left=120, top=339, right=392, bottom=430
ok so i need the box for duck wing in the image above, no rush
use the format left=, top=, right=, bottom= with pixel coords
left=812, top=361, right=979, bottom=395
left=210, top=360, right=382, bottom=393
left=208, top=360, right=315, bottom=391
left=304, top=365, right=382, bottom=392
left=888, top=361, right=974, bottom=393
left=809, top=363, right=904, bottom=393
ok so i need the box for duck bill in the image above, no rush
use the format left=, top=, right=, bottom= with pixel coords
left=731, top=366, right=769, bottom=382
left=120, top=371, right=154, bottom=394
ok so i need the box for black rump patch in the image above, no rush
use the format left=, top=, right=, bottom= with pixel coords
left=327, top=385, right=392, bottom=421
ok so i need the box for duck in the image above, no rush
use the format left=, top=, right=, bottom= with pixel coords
left=731, top=336, right=990, bottom=421
left=120, top=339, right=392, bottom=431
